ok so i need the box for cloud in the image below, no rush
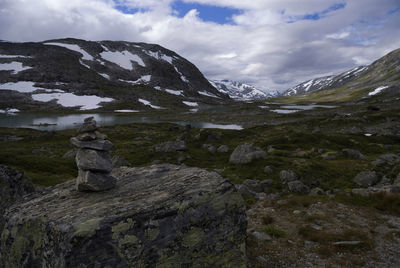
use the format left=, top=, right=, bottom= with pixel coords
left=0, top=0, right=399, bottom=92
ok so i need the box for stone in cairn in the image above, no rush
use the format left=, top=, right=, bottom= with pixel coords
left=71, top=117, right=116, bottom=192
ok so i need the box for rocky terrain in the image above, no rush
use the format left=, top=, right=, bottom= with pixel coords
left=0, top=163, right=246, bottom=267
left=0, top=41, right=399, bottom=267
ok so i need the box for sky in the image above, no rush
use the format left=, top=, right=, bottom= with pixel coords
left=0, top=0, right=399, bottom=92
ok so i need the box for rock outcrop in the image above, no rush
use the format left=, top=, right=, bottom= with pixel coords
left=0, top=165, right=34, bottom=229
left=72, top=117, right=116, bottom=191
left=0, top=164, right=247, bottom=267
left=229, top=143, right=267, bottom=164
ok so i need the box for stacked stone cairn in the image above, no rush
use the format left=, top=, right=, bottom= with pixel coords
left=71, top=117, right=116, bottom=191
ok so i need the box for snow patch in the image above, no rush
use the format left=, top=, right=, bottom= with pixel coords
left=98, top=73, right=110, bottom=80
left=0, top=81, right=45, bottom=93
left=183, top=101, right=198, bottom=107
left=0, top=108, right=20, bottom=114
left=0, top=62, right=31, bottom=74
left=368, top=86, right=389, bottom=96
left=100, top=48, right=145, bottom=69
left=199, top=91, right=219, bottom=98
left=165, top=89, right=183, bottom=96
left=174, top=66, right=189, bottom=83
left=364, top=133, right=372, bottom=137
left=114, top=109, right=139, bottom=113
left=271, top=109, right=299, bottom=114
left=0, top=55, right=32, bottom=58
left=79, top=60, right=91, bottom=69
left=45, top=42, right=93, bottom=61
left=31, top=92, right=114, bottom=110
left=138, top=98, right=164, bottom=109
left=144, top=50, right=174, bottom=64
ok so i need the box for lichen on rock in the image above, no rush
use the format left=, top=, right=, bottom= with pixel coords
left=1, top=164, right=247, bottom=267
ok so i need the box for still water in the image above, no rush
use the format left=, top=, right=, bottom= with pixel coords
left=0, top=113, right=243, bottom=131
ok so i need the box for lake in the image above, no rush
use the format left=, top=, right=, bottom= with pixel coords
left=0, top=113, right=243, bottom=131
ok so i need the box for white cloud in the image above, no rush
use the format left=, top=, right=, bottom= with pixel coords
left=0, top=0, right=399, bottom=92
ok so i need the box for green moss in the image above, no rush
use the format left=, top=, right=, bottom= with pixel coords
left=182, top=227, right=204, bottom=247
left=112, top=218, right=135, bottom=239
left=74, top=218, right=102, bottom=237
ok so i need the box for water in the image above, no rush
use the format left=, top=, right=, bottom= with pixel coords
left=0, top=113, right=243, bottom=131
left=280, top=104, right=337, bottom=110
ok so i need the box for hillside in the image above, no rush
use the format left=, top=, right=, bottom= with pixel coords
left=279, top=48, right=400, bottom=103
left=0, top=38, right=229, bottom=112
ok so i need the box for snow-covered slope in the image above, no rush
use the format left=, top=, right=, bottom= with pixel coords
left=0, top=38, right=228, bottom=111
left=282, top=66, right=367, bottom=96
left=209, top=79, right=276, bottom=100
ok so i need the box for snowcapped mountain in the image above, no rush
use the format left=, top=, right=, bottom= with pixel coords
left=209, top=79, right=276, bottom=100
left=0, top=38, right=228, bottom=112
left=282, top=66, right=367, bottom=96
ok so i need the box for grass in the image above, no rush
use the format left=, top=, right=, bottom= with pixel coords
left=260, top=225, right=287, bottom=238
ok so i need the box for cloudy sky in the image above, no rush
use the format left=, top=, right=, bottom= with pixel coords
left=1, top=0, right=399, bottom=92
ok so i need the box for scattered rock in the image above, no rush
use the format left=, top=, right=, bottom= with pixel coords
left=321, top=152, right=337, bottom=160
left=237, top=184, right=253, bottom=196
left=263, top=166, right=274, bottom=174
left=371, top=159, right=386, bottom=167
left=196, top=129, right=221, bottom=142
left=0, top=164, right=247, bottom=268
left=353, top=171, right=379, bottom=188
left=229, top=143, right=267, bottom=164
left=309, top=187, right=325, bottom=195
left=378, top=154, right=400, bottom=163
left=260, top=179, right=273, bottom=192
left=342, top=149, right=367, bottom=160
left=287, top=180, right=310, bottom=195
left=243, top=179, right=263, bottom=193
left=279, top=170, right=299, bottom=183
left=111, top=155, right=131, bottom=168
left=217, top=145, right=230, bottom=153
left=252, top=231, right=272, bottom=241
left=150, top=140, right=187, bottom=153
left=202, top=144, right=216, bottom=154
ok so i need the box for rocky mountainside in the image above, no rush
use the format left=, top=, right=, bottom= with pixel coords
left=210, top=79, right=276, bottom=100
left=0, top=38, right=229, bottom=112
left=282, top=66, right=366, bottom=96
left=281, top=47, right=400, bottom=101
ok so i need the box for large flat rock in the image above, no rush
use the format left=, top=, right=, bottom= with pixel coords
left=0, top=164, right=247, bottom=268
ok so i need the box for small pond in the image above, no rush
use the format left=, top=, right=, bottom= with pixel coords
left=0, top=113, right=243, bottom=131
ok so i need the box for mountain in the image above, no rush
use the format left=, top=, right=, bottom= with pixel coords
left=0, top=38, right=228, bottom=112
left=209, top=79, right=276, bottom=100
left=282, top=66, right=367, bottom=96
left=280, top=48, right=400, bottom=102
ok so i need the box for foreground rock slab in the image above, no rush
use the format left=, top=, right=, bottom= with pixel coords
left=0, top=164, right=247, bottom=268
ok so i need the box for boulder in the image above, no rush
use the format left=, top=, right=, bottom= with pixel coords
left=378, top=154, right=400, bottom=163
left=288, top=180, right=310, bottom=195
left=75, top=149, right=113, bottom=173
left=71, top=137, right=113, bottom=151
left=229, top=143, right=267, bottom=164
left=217, top=145, right=230, bottom=153
left=353, top=171, right=379, bottom=187
left=76, top=170, right=117, bottom=191
left=263, top=166, right=274, bottom=174
left=260, top=179, right=273, bottom=192
left=342, top=149, right=366, bottom=160
left=0, top=164, right=247, bottom=268
left=150, top=141, right=187, bottom=153
left=0, top=165, right=34, bottom=229
left=202, top=144, right=217, bottom=154
left=309, top=187, right=325, bottom=195
left=279, top=170, right=298, bottom=183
